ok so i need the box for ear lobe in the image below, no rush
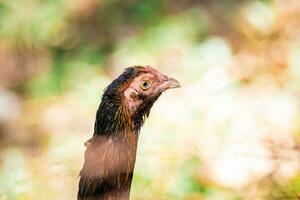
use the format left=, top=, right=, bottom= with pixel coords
left=124, top=88, right=142, bottom=114
left=124, top=87, right=138, bottom=100
left=129, top=91, right=138, bottom=99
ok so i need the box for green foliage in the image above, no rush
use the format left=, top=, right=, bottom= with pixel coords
left=167, top=156, right=206, bottom=199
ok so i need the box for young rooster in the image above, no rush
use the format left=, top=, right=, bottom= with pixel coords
left=78, top=66, right=180, bottom=200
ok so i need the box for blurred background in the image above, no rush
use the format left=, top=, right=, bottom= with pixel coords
left=0, top=0, right=300, bottom=199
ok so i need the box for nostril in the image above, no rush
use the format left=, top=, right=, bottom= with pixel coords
left=162, top=75, right=169, bottom=82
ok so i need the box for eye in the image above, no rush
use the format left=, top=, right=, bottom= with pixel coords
left=140, top=80, right=152, bottom=90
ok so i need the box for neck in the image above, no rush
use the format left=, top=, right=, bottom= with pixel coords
left=79, top=94, right=158, bottom=200
left=93, top=94, right=156, bottom=136
left=94, top=94, right=131, bottom=135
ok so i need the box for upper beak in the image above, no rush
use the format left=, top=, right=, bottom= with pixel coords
left=158, top=77, right=180, bottom=93
left=165, top=77, right=181, bottom=89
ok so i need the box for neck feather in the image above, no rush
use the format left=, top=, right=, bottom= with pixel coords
left=94, top=94, right=129, bottom=135
left=93, top=93, right=158, bottom=136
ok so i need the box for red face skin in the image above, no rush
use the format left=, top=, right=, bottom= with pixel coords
left=123, top=66, right=180, bottom=114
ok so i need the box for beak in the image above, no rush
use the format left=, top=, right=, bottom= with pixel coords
left=159, top=77, right=180, bottom=92
left=165, top=77, right=181, bottom=89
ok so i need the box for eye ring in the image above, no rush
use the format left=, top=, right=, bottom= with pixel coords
left=140, top=80, right=152, bottom=90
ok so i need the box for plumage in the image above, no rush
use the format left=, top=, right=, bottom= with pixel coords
left=78, top=65, right=180, bottom=200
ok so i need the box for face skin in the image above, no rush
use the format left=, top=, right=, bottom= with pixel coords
left=123, top=66, right=180, bottom=114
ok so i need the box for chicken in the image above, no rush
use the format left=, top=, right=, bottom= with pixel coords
left=78, top=66, right=180, bottom=200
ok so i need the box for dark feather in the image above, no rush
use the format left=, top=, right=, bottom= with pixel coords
left=79, top=66, right=149, bottom=200
left=93, top=66, right=144, bottom=135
